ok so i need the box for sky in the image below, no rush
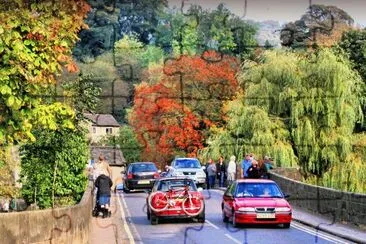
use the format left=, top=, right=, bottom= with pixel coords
left=168, top=0, right=366, bottom=26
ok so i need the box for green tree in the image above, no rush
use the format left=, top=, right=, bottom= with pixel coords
left=99, top=125, right=142, bottom=164
left=20, top=129, right=89, bottom=208
left=339, top=29, right=366, bottom=131
left=0, top=0, right=90, bottom=144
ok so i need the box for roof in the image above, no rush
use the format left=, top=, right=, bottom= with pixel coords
left=84, top=113, right=120, bottom=127
left=236, top=179, right=275, bottom=183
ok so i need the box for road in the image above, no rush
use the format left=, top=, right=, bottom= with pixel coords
left=117, top=189, right=351, bottom=244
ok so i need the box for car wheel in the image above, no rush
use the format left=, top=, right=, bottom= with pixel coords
left=232, top=211, right=237, bottom=228
left=147, top=207, right=150, bottom=220
left=283, top=223, right=290, bottom=229
left=197, top=206, right=205, bottom=223
left=222, top=210, right=229, bottom=223
left=150, top=212, right=158, bottom=225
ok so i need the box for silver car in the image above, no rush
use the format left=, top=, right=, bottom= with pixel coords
left=167, top=158, right=206, bottom=187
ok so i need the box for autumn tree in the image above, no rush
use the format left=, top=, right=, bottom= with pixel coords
left=129, top=82, right=203, bottom=164
left=0, top=0, right=90, bottom=144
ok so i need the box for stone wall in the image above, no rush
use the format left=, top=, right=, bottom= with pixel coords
left=270, top=169, right=366, bottom=226
left=0, top=181, right=93, bottom=244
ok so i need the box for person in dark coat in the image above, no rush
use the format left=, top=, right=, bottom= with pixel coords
left=216, top=156, right=226, bottom=187
left=246, top=160, right=261, bottom=179
left=95, top=173, right=113, bottom=218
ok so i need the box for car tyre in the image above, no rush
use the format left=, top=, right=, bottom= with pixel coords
left=222, top=211, right=229, bottom=223
left=283, top=223, right=290, bottom=229
left=197, top=206, right=205, bottom=223
left=147, top=207, right=151, bottom=220
left=232, top=211, right=237, bottom=228
left=150, top=212, right=158, bottom=225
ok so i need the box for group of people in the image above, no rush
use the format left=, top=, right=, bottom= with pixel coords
left=204, top=153, right=274, bottom=189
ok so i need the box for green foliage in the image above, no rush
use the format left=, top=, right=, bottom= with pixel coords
left=20, top=129, right=89, bottom=208
left=0, top=0, right=90, bottom=144
left=99, top=125, right=142, bottom=164
left=201, top=49, right=365, bottom=192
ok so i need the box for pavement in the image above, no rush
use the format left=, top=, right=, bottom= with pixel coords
left=89, top=181, right=366, bottom=244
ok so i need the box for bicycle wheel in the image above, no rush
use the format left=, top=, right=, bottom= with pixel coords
left=148, top=191, right=169, bottom=212
left=182, top=195, right=204, bottom=216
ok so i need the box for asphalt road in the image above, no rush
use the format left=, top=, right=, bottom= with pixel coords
left=118, top=189, right=351, bottom=244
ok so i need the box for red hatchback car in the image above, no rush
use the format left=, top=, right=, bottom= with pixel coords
left=222, top=179, right=292, bottom=228
left=147, top=177, right=205, bottom=225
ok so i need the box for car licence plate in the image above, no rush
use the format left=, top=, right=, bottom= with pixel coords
left=256, top=213, right=275, bottom=219
left=138, top=180, right=150, bottom=184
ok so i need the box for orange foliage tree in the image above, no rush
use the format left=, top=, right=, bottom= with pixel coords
left=129, top=51, right=240, bottom=163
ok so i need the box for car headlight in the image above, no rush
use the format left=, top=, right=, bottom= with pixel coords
left=238, top=207, right=256, bottom=212
left=275, top=207, right=291, bottom=212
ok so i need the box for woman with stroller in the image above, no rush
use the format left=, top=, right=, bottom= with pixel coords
left=94, top=170, right=113, bottom=218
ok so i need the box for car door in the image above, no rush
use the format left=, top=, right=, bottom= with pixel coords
left=223, top=182, right=236, bottom=217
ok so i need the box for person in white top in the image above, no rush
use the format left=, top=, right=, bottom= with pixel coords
left=227, top=155, right=237, bottom=185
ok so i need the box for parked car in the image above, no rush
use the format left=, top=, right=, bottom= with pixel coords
left=167, top=158, right=206, bottom=187
left=222, top=179, right=292, bottom=228
left=123, top=162, right=160, bottom=193
left=146, top=177, right=205, bottom=225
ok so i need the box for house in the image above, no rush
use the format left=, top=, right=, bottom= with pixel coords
left=84, top=113, right=120, bottom=143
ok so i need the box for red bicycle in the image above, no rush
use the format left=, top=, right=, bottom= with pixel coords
left=148, top=184, right=204, bottom=216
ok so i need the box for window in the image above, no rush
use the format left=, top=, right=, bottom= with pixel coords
left=106, top=128, right=112, bottom=134
left=92, top=127, right=96, bottom=133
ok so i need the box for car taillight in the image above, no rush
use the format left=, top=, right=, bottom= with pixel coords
left=153, top=172, right=160, bottom=179
left=127, top=173, right=133, bottom=179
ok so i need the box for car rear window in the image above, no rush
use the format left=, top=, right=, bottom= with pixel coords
left=235, top=182, right=283, bottom=198
left=173, top=159, right=201, bottom=168
left=157, top=179, right=197, bottom=192
left=131, top=163, right=157, bottom=172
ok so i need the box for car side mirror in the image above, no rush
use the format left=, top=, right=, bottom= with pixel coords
left=284, top=194, right=290, bottom=199
left=201, top=166, right=206, bottom=170
left=225, top=193, right=233, bottom=199
left=197, top=187, right=203, bottom=192
left=121, top=170, right=125, bottom=174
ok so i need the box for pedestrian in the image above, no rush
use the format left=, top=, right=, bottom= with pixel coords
left=207, top=158, right=217, bottom=189
left=227, top=155, right=237, bottom=186
left=94, top=154, right=112, bottom=179
left=216, top=156, right=226, bottom=187
left=258, top=159, right=269, bottom=179
left=94, top=170, right=113, bottom=218
left=241, top=153, right=253, bottom=178
left=264, top=156, right=274, bottom=171
left=247, top=160, right=261, bottom=179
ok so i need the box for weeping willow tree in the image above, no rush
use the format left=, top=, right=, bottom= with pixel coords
left=200, top=49, right=365, bottom=192
left=199, top=97, right=297, bottom=167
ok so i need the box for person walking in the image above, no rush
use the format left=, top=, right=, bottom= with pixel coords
left=207, top=158, right=217, bottom=189
left=227, top=155, right=237, bottom=186
left=241, top=153, right=253, bottom=178
left=94, top=171, right=113, bottom=218
left=216, top=156, right=226, bottom=187
left=93, top=154, right=112, bottom=179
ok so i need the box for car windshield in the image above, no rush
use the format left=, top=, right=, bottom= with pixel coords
left=157, top=179, right=197, bottom=192
left=131, top=163, right=157, bottom=172
left=235, top=183, right=283, bottom=198
left=174, top=159, right=201, bottom=168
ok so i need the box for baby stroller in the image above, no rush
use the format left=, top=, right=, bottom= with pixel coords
left=92, top=191, right=111, bottom=218
left=92, top=173, right=113, bottom=218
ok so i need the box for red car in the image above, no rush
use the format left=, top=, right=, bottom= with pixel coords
left=222, top=179, right=292, bottom=228
left=146, top=177, right=205, bottom=225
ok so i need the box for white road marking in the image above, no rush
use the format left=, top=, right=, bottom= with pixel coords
left=205, top=220, right=220, bottom=230
left=119, top=192, right=144, bottom=244
left=292, top=222, right=348, bottom=244
left=224, top=233, right=242, bottom=244
left=117, top=193, right=136, bottom=244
